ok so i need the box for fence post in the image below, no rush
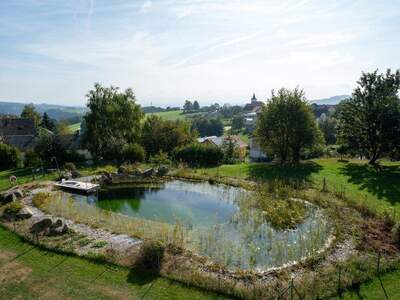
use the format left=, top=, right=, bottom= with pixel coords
left=377, top=252, right=381, bottom=275
left=338, top=266, right=342, bottom=295
left=322, top=177, right=327, bottom=192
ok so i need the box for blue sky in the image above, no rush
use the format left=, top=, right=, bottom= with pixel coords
left=0, top=0, right=399, bottom=107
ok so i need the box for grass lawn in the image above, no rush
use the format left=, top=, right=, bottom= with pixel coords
left=0, top=226, right=229, bottom=300
left=67, top=122, right=81, bottom=133
left=336, top=267, right=400, bottom=299
left=200, top=158, right=400, bottom=221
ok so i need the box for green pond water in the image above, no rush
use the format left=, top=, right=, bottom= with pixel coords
left=69, top=180, right=332, bottom=271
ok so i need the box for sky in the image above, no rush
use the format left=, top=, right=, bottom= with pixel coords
left=0, top=0, right=399, bottom=107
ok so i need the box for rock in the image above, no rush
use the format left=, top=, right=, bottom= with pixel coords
left=142, top=168, right=154, bottom=178
left=30, top=218, right=53, bottom=235
left=0, top=188, right=24, bottom=205
left=16, top=207, right=33, bottom=219
left=101, top=173, right=112, bottom=185
left=157, top=166, right=169, bottom=176
left=49, top=219, right=69, bottom=235
left=71, top=170, right=81, bottom=178
left=118, top=166, right=128, bottom=174
left=11, top=189, right=24, bottom=199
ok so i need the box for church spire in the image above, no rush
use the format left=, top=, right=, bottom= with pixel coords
left=251, top=93, right=257, bottom=103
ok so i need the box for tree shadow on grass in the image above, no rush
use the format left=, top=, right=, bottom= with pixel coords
left=127, top=266, right=159, bottom=286
left=339, top=163, right=400, bottom=205
left=247, top=161, right=323, bottom=184
left=127, top=241, right=164, bottom=286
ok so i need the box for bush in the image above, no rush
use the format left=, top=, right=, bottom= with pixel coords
left=135, top=240, right=165, bottom=271
left=4, top=201, right=23, bottom=215
left=32, top=192, right=51, bottom=208
left=64, top=162, right=77, bottom=171
left=0, top=144, right=22, bottom=170
left=123, top=143, right=145, bottom=163
left=24, top=149, right=42, bottom=168
left=174, top=143, right=224, bottom=167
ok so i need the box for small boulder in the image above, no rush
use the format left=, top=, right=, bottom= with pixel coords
left=142, top=168, right=154, bottom=178
left=49, top=219, right=68, bottom=235
left=16, top=207, right=33, bottom=219
left=71, top=170, right=81, bottom=178
left=0, top=188, right=24, bottom=205
left=157, top=166, right=169, bottom=176
left=30, top=218, right=53, bottom=235
left=101, top=173, right=112, bottom=185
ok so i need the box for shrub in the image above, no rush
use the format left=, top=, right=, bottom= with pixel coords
left=135, top=240, right=165, bottom=271
left=123, top=143, right=145, bottom=163
left=32, top=192, right=51, bottom=208
left=91, top=240, right=108, bottom=248
left=64, top=162, right=77, bottom=171
left=4, top=201, right=23, bottom=215
left=150, top=151, right=171, bottom=166
left=174, top=143, right=224, bottom=167
left=0, top=144, right=22, bottom=170
left=24, top=149, right=42, bottom=168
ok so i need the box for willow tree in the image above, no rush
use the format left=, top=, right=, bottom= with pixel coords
left=337, top=69, right=400, bottom=164
left=82, top=83, right=143, bottom=160
left=256, top=88, right=323, bottom=164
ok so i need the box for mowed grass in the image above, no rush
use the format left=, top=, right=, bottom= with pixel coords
left=0, top=168, right=56, bottom=191
left=200, top=158, right=400, bottom=221
left=336, top=268, right=400, bottom=299
left=0, top=226, right=229, bottom=300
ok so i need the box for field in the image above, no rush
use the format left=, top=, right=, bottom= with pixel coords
left=67, top=122, right=81, bottom=133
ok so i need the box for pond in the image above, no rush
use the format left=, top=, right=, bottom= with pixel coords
left=68, top=180, right=332, bottom=271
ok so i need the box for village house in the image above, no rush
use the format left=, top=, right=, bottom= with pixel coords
left=241, top=93, right=268, bottom=161
left=197, top=135, right=248, bottom=158
left=0, top=118, right=37, bottom=151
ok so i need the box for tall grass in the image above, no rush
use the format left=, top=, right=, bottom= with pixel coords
left=43, top=192, right=178, bottom=243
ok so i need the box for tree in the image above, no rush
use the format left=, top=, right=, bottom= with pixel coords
left=231, top=115, right=244, bottom=132
left=82, top=83, right=143, bottom=160
left=193, top=100, right=200, bottom=111
left=21, top=104, right=41, bottom=127
left=255, top=88, right=323, bottom=164
left=142, top=115, right=194, bottom=157
left=174, top=143, right=224, bottom=167
left=0, top=144, right=21, bottom=170
left=34, top=130, right=67, bottom=164
left=191, top=117, right=224, bottom=137
left=40, top=112, right=57, bottom=132
left=337, top=69, right=400, bottom=164
left=222, top=137, right=240, bottom=164
left=183, top=100, right=193, bottom=112
left=122, top=143, right=145, bottom=162
left=318, top=114, right=337, bottom=145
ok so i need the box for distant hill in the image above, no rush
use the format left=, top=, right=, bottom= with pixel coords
left=0, top=101, right=87, bottom=122
left=310, top=95, right=350, bottom=105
